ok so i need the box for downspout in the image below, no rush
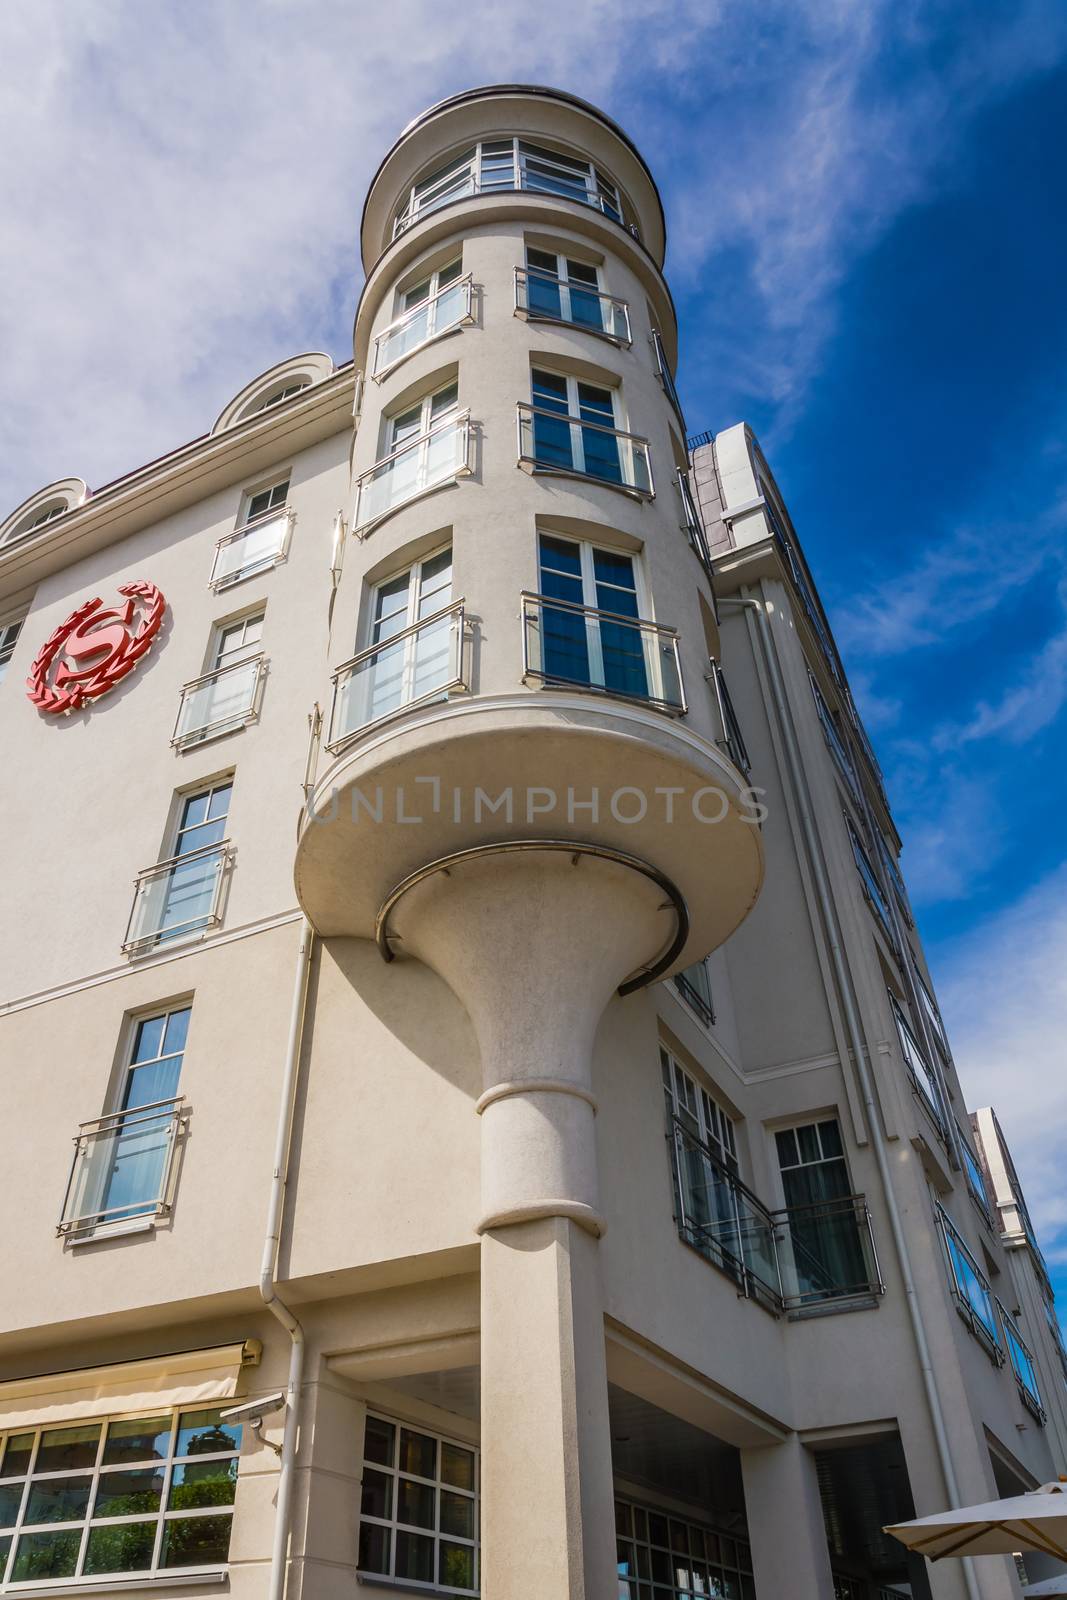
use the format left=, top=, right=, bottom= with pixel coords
left=261, top=917, right=314, bottom=1600
left=724, top=591, right=981, bottom=1600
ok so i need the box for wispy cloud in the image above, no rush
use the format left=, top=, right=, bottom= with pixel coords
left=936, top=863, right=1067, bottom=1256
left=935, top=577, right=1067, bottom=749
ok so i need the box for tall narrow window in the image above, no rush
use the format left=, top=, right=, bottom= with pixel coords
left=673, top=958, right=714, bottom=1027
left=100, top=1007, right=191, bottom=1228
left=386, top=382, right=459, bottom=502
left=536, top=532, right=650, bottom=701
left=374, top=262, right=467, bottom=376
left=211, top=478, right=290, bottom=590
left=174, top=614, right=266, bottom=749
left=523, top=247, right=615, bottom=335
left=660, top=1047, right=753, bottom=1287
left=775, top=1119, right=868, bottom=1302
left=0, top=616, right=24, bottom=686
left=530, top=369, right=621, bottom=484
left=369, top=549, right=453, bottom=724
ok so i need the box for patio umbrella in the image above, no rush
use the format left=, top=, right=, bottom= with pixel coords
left=885, top=1483, right=1067, bottom=1562
left=1017, top=1578, right=1067, bottom=1597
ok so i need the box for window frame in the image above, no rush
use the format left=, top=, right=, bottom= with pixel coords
left=0, top=1405, right=242, bottom=1590
left=0, top=615, right=26, bottom=686
left=935, top=1204, right=1003, bottom=1365
left=357, top=1412, right=479, bottom=1596
left=173, top=612, right=267, bottom=752
left=517, top=245, right=631, bottom=345
left=809, top=672, right=862, bottom=805
left=844, top=814, right=893, bottom=943
left=672, top=959, right=715, bottom=1029
left=210, top=477, right=292, bottom=592
left=614, top=1493, right=754, bottom=1599
left=998, top=1301, right=1046, bottom=1422
left=890, top=995, right=945, bottom=1138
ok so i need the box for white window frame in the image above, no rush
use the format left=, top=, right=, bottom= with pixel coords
left=385, top=380, right=459, bottom=456
left=393, top=137, right=625, bottom=237
left=358, top=1412, right=479, bottom=1596
left=173, top=613, right=267, bottom=751
left=210, top=477, right=292, bottom=591
left=530, top=367, right=621, bottom=478
left=373, top=260, right=472, bottom=380
left=661, top=1046, right=738, bottom=1171
left=518, top=246, right=631, bottom=345
left=0, top=614, right=26, bottom=686
left=0, top=1405, right=242, bottom=1589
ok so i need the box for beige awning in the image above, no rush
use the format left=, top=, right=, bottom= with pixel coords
left=0, top=1341, right=260, bottom=1431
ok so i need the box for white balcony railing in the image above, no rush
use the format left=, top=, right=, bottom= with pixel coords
left=522, top=591, right=684, bottom=714
left=517, top=403, right=653, bottom=497
left=372, top=275, right=474, bottom=379
left=123, top=841, right=232, bottom=954
left=354, top=411, right=471, bottom=536
left=514, top=267, right=630, bottom=344
left=328, top=600, right=467, bottom=751
left=171, top=654, right=267, bottom=749
left=57, top=1096, right=189, bottom=1239
left=210, top=508, right=292, bottom=590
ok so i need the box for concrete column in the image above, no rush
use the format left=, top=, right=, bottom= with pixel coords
left=389, top=846, right=679, bottom=1599
left=741, top=1435, right=837, bottom=1599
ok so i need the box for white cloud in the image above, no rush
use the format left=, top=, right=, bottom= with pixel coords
left=935, top=579, right=1067, bottom=750
left=936, top=865, right=1067, bottom=1259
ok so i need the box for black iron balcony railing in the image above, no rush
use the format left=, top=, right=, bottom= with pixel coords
left=517, top=402, right=653, bottom=497
left=668, top=1118, right=884, bottom=1315
left=372, top=274, right=474, bottom=378
left=328, top=600, right=467, bottom=751
left=521, top=591, right=685, bottom=715
left=514, top=266, right=631, bottom=344
left=57, top=1097, right=189, bottom=1240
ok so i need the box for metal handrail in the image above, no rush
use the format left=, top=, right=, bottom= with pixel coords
left=215, top=504, right=292, bottom=550
left=521, top=590, right=685, bottom=715
left=372, top=275, right=474, bottom=377
left=513, top=266, right=632, bottom=343
left=327, top=600, right=467, bottom=751
left=998, top=1302, right=1047, bottom=1422
left=210, top=507, right=292, bottom=590
left=516, top=400, right=650, bottom=447
left=652, top=328, right=685, bottom=426
left=123, top=840, right=233, bottom=953
left=57, top=1095, right=189, bottom=1238
left=395, top=164, right=624, bottom=237
left=353, top=410, right=472, bottom=536
left=171, top=653, right=267, bottom=747
left=516, top=402, right=654, bottom=498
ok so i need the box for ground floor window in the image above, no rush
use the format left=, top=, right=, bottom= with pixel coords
left=0, top=1407, right=241, bottom=1587
left=359, top=1413, right=478, bottom=1594
left=615, top=1496, right=754, bottom=1599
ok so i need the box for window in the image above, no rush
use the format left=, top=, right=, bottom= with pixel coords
left=662, top=1049, right=737, bottom=1170
left=956, top=1121, right=993, bottom=1227
left=359, top=1414, right=477, bottom=1595
left=331, top=548, right=459, bottom=743
left=355, top=382, right=467, bottom=534
left=1041, top=1289, right=1067, bottom=1384
left=210, top=478, right=291, bottom=590
left=810, top=674, right=861, bottom=804
left=174, top=613, right=266, bottom=749
left=651, top=328, right=684, bottom=425
left=60, top=1007, right=191, bottom=1237
left=518, top=247, right=629, bottom=342
left=845, top=816, right=893, bottom=941
left=254, top=382, right=307, bottom=412
left=890, top=996, right=944, bottom=1134
left=529, top=369, right=620, bottom=484
left=673, top=959, right=714, bottom=1027
left=124, top=782, right=233, bottom=954
left=915, top=969, right=948, bottom=1058
left=28, top=505, right=65, bottom=528
left=614, top=1496, right=753, bottom=1600
left=999, top=1304, right=1045, bottom=1421
left=0, top=1407, right=241, bottom=1587
left=393, top=138, right=625, bottom=237
left=709, top=660, right=750, bottom=775
left=775, top=1119, right=871, bottom=1303
left=936, top=1204, right=1002, bottom=1362
left=0, top=618, right=24, bottom=686
left=374, top=259, right=468, bottom=376
left=530, top=533, right=681, bottom=709
left=878, top=832, right=911, bottom=923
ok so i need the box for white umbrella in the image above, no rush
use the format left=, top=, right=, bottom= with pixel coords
left=885, top=1483, right=1067, bottom=1562
left=1019, top=1578, right=1067, bottom=1596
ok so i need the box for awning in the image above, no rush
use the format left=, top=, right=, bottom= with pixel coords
left=0, top=1341, right=260, bottom=1431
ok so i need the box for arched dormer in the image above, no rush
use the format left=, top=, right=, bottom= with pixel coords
left=211, top=353, right=334, bottom=435
left=0, top=477, right=89, bottom=548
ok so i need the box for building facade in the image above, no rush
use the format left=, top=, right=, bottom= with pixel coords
left=0, top=83, right=1062, bottom=1600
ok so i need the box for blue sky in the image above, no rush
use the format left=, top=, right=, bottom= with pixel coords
left=2, top=3, right=1064, bottom=1289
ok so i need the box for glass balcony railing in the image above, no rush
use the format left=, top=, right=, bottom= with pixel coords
left=937, top=1205, right=1003, bottom=1363
left=328, top=600, right=467, bottom=750
left=171, top=655, right=266, bottom=749
left=210, top=508, right=291, bottom=590
left=517, top=402, right=653, bottom=497
left=514, top=266, right=631, bottom=343
left=811, top=675, right=863, bottom=806
left=354, top=411, right=471, bottom=535
left=892, top=1000, right=946, bottom=1137
left=372, top=276, right=474, bottom=378
left=521, top=591, right=684, bottom=714
left=956, top=1121, right=994, bottom=1228
left=669, top=1119, right=883, bottom=1314
left=57, top=1097, right=188, bottom=1239
left=123, top=841, right=232, bottom=954
left=393, top=139, right=627, bottom=238
left=652, top=329, right=685, bottom=427
left=709, top=659, right=751, bottom=776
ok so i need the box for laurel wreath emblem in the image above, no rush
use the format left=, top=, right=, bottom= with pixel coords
left=26, top=581, right=166, bottom=716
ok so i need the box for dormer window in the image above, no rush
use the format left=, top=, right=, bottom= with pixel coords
left=254, top=382, right=309, bottom=413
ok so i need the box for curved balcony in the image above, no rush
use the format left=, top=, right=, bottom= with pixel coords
left=514, top=266, right=630, bottom=345
left=517, top=402, right=653, bottom=498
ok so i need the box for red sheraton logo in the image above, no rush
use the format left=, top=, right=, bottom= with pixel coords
left=26, top=582, right=166, bottom=715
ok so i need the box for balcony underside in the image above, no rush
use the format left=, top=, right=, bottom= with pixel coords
left=295, top=693, right=763, bottom=972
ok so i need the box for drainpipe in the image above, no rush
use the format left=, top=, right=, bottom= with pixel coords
left=723, top=591, right=982, bottom=1600
left=260, top=917, right=314, bottom=1600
